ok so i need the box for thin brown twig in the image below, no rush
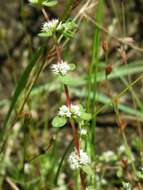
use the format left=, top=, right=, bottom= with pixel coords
left=84, top=13, right=143, bottom=52
left=42, top=8, right=49, bottom=21
left=5, top=177, right=20, bottom=190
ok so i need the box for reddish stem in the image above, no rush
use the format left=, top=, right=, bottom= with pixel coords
left=80, top=170, right=85, bottom=190
left=70, top=118, right=80, bottom=156
left=55, top=44, right=62, bottom=63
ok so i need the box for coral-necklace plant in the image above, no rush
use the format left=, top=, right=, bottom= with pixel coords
left=29, top=0, right=92, bottom=189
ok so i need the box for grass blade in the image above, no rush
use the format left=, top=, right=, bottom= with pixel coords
left=3, top=47, right=44, bottom=129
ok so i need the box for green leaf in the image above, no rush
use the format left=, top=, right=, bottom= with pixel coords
left=116, top=167, right=123, bottom=178
left=80, top=112, right=92, bottom=121
left=59, top=75, right=83, bottom=86
left=78, top=104, right=85, bottom=112
left=30, top=0, right=57, bottom=7
left=132, top=137, right=142, bottom=150
left=38, top=32, right=52, bottom=38
left=52, top=116, right=67, bottom=128
left=86, top=186, right=95, bottom=190
left=82, top=165, right=94, bottom=176
left=69, top=64, right=76, bottom=71
left=136, top=171, right=143, bottom=179
left=63, top=31, right=74, bottom=38
left=61, top=20, right=77, bottom=38
left=42, top=0, right=57, bottom=7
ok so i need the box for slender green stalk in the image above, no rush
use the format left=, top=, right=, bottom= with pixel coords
left=87, top=0, right=104, bottom=159
left=54, top=140, right=73, bottom=185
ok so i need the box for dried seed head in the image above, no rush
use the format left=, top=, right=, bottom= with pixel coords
left=119, top=37, right=134, bottom=44
left=105, top=64, right=112, bottom=75
left=102, top=40, right=109, bottom=52
left=118, top=117, right=127, bottom=130
left=118, top=48, right=128, bottom=64
left=122, top=158, right=128, bottom=168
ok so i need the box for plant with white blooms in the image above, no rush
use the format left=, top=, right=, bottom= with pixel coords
left=99, top=150, right=117, bottom=162
left=39, top=19, right=77, bottom=38
left=68, top=149, right=91, bottom=170
left=29, top=0, right=93, bottom=187
left=58, top=105, right=71, bottom=118
left=52, top=104, right=91, bottom=128
left=40, top=19, right=60, bottom=37
left=51, top=61, right=72, bottom=76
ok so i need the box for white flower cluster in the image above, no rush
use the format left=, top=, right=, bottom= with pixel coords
left=118, top=145, right=126, bottom=154
left=51, top=61, right=70, bottom=75
left=68, top=149, right=90, bottom=170
left=99, top=150, right=117, bottom=162
left=41, top=19, right=76, bottom=33
left=58, top=105, right=71, bottom=117
left=58, top=104, right=81, bottom=118
left=70, top=104, right=81, bottom=116
left=40, top=19, right=76, bottom=38
left=42, top=19, right=60, bottom=32
left=122, top=182, right=132, bottom=190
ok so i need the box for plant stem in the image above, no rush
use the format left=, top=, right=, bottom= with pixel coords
left=53, top=34, right=80, bottom=155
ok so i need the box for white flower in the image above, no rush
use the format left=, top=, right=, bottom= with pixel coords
left=70, top=104, right=81, bottom=116
left=24, top=163, right=31, bottom=174
left=58, top=105, right=71, bottom=117
left=99, top=150, right=117, bottom=162
left=28, top=0, right=38, bottom=4
left=68, top=149, right=90, bottom=170
left=58, top=104, right=81, bottom=118
left=79, top=149, right=90, bottom=165
left=51, top=61, right=70, bottom=75
left=101, top=178, right=107, bottom=185
left=118, top=145, right=126, bottom=154
left=42, top=19, right=59, bottom=32
left=122, top=182, right=132, bottom=190
left=80, top=128, right=87, bottom=136
left=68, top=151, right=79, bottom=170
